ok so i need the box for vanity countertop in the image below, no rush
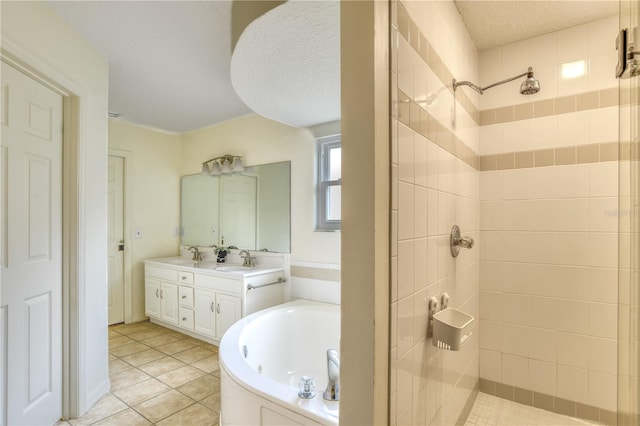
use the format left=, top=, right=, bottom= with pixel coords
left=144, top=256, right=284, bottom=277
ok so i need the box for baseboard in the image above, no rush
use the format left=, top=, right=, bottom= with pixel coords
left=80, top=378, right=110, bottom=418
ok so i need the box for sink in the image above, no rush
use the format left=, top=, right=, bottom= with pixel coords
left=161, top=258, right=201, bottom=267
left=216, top=265, right=253, bottom=272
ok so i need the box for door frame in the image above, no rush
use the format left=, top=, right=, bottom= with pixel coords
left=108, top=149, right=133, bottom=324
left=2, top=39, right=87, bottom=419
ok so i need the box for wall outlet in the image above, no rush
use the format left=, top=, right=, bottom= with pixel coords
left=135, top=227, right=143, bottom=238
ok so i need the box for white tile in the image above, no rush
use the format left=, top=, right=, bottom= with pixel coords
left=426, top=237, right=438, bottom=285
left=589, top=162, right=618, bottom=197
left=557, top=111, right=589, bottom=148
left=502, top=200, right=531, bottom=231
left=501, top=324, right=529, bottom=357
left=414, top=238, right=427, bottom=289
left=479, top=261, right=503, bottom=292
left=502, top=169, right=530, bottom=200
left=588, top=107, right=618, bottom=144
left=479, top=170, right=503, bottom=201
left=414, top=59, right=428, bottom=106
left=413, top=288, right=429, bottom=345
left=527, top=296, right=558, bottom=330
left=590, top=197, right=618, bottom=233
left=588, top=267, right=618, bottom=304
left=527, top=328, right=557, bottom=363
left=531, top=115, right=558, bottom=150
left=588, top=16, right=618, bottom=56
left=529, top=199, right=557, bottom=231
left=589, top=232, right=618, bottom=268
left=528, top=359, right=557, bottom=395
left=556, top=164, right=591, bottom=199
left=398, top=123, right=415, bottom=183
left=479, top=291, right=502, bottom=322
left=397, top=240, right=415, bottom=300
left=427, top=141, right=439, bottom=189
left=414, top=187, right=428, bottom=239
left=415, top=134, right=428, bottom=187
left=501, top=354, right=528, bottom=388
left=391, top=256, right=398, bottom=303
left=557, top=364, right=589, bottom=403
left=479, top=124, right=504, bottom=156
left=502, top=120, right=531, bottom=153
left=398, top=36, right=414, bottom=98
left=479, top=320, right=502, bottom=352
left=556, top=299, right=590, bottom=335
left=501, top=293, right=529, bottom=326
left=528, top=32, right=559, bottom=100
left=556, top=332, right=590, bottom=369
left=391, top=302, right=398, bottom=350
left=479, top=349, right=501, bottom=382
left=479, top=231, right=503, bottom=262
left=589, top=337, right=617, bottom=375
left=556, top=232, right=590, bottom=266
left=588, top=371, right=617, bottom=411
left=398, top=183, right=415, bottom=240
left=589, top=52, right=618, bottom=91
left=397, top=295, right=414, bottom=357
left=588, top=302, right=617, bottom=339
left=396, top=348, right=413, bottom=416
left=480, top=201, right=503, bottom=231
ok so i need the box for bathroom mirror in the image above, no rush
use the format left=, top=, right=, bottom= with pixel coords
left=181, top=161, right=291, bottom=253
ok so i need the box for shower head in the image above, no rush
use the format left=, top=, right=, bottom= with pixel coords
left=453, top=66, right=541, bottom=96
left=519, top=68, right=540, bottom=95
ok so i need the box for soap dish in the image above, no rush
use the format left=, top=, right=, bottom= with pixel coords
left=432, top=308, right=474, bottom=351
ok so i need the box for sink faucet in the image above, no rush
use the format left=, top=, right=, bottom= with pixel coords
left=323, top=349, right=340, bottom=401
left=238, top=250, right=255, bottom=267
left=187, top=246, right=202, bottom=261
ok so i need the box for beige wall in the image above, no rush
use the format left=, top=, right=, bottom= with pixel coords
left=108, top=120, right=183, bottom=322
left=390, top=1, right=480, bottom=424
left=181, top=114, right=340, bottom=265
left=478, top=17, right=619, bottom=420
left=1, top=1, right=110, bottom=415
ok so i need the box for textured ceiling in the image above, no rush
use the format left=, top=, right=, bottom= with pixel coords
left=49, top=1, right=251, bottom=133
left=454, top=1, right=618, bottom=51
left=230, top=0, right=340, bottom=128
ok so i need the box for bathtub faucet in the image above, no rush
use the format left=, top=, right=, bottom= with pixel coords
left=323, top=349, right=340, bottom=401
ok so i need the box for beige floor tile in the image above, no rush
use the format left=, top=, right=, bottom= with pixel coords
left=109, top=358, right=133, bottom=375
left=110, top=342, right=151, bottom=357
left=93, top=408, right=151, bottom=426
left=112, top=378, right=170, bottom=406
left=157, top=366, right=205, bottom=388
left=156, top=403, right=218, bottom=426
left=200, top=392, right=221, bottom=413
left=108, top=329, right=123, bottom=339
left=173, top=346, right=214, bottom=364
left=141, top=333, right=183, bottom=348
left=134, top=390, right=195, bottom=423
left=110, top=368, right=152, bottom=392
left=156, top=339, right=198, bottom=355
left=138, top=356, right=186, bottom=376
left=68, top=394, right=128, bottom=426
left=121, top=348, right=166, bottom=367
left=191, top=355, right=220, bottom=374
left=112, top=324, right=150, bottom=336
left=176, top=375, right=219, bottom=401
left=109, top=353, right=117, bottom=361
left=127, top=329, right=166, bottom=342
left=108, top=335, right=134, bottom=349
left=196, top=342, right=219, bottom=353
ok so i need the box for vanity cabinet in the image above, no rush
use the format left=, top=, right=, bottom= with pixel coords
left=144, top=258, right=284, bottom=344
left=144, top=278, right=179, bottom=325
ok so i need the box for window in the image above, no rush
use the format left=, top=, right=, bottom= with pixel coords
left=316, top=135, right=341, bottom=231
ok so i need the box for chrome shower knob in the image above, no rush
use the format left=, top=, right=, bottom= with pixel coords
left=450, top=225, right=474, bottom=257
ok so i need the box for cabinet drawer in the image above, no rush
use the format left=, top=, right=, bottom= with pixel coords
left=179, top=286, right=194, bottom=308
left=146, top=265, right=178, bottom=281
left=194, top=274, right=241, bottom=295
left=179, top=308, right=194, bottom=330
left=178, top=271, right=194, bottom=284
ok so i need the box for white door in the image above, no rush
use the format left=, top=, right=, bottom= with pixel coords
left=220, top=174, right=256, bottom=249
left=159, top=282, right=178, bottom=325
left=1, top=62, right=63, bottom=425
left=107, top=156, right=124, bottom=325
left=194, top=288, right=215, bottom=338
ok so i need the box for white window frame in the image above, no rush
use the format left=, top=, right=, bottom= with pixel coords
left=315, top=134, right=341, bottom=231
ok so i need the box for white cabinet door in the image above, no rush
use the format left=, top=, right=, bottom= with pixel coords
left=145, top=278, right=161, bottom=319
left=216, top=293, right=242, bottom=339
left=194, top=288, right=216, bottom=338
left=160, top=281, right=179, bottom=325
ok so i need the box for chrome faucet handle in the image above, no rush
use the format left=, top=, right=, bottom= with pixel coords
left=450, top=225, right=474, bottom=257
left=323, top=349, right=340, bottom=401
left=298, top=376, right=316, bottom=399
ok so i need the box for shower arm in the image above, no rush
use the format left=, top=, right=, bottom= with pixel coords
left=453, top=68, right=531, bottom=95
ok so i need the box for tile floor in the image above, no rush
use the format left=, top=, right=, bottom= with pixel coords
left=63, top=320, right=221, bottom=426
left=465, top=393, right=599, bottom=426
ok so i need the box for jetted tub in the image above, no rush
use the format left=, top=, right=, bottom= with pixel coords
left=219, top=300, right=340, bottom=425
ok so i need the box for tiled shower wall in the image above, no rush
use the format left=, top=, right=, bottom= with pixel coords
left=477, top=16, right=619, bottom=422
left=390, top=1, right=480, bottom=424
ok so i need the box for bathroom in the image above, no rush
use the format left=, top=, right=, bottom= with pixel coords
left=1, top=0, right=639, bottom=425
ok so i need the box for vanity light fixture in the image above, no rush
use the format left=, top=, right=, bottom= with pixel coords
left=201, top=154, right=245, bottom=176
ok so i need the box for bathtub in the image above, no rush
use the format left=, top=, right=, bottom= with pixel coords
left=219, top=300, right=340, bottom=425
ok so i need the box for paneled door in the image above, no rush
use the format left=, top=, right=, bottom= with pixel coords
left=107, top=156, right=124, bottom=324
left=0, top=62, right=63, bottom=425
